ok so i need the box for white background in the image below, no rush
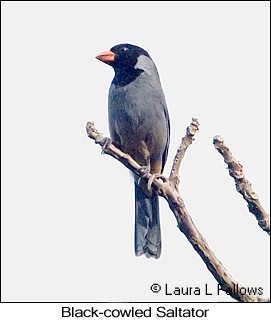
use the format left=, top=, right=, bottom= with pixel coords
left=1, top=0, right=270, bottom=308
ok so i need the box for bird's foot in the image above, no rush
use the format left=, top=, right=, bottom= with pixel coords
left=100, top=137, right=112, bottom=154
left=147, top=173, right=167, bottom=191
left=138, top=165, right=151, bottom=181
left=137, top=165, right=152, bottom=197
left=138, top=167, right=166, bottom=197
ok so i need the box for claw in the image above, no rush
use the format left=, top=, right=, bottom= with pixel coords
left=100, top=137, right=112, bottom=154
left=138, top=169, right=165, bottom=197
left=147, top=173, right=156, bottom=192
left=138, top=165, right=151, bottom=182
left=147, top=173, right=167, bottom=191
left=137, top=165, right=152, bottom=197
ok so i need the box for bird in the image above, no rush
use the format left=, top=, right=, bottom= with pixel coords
left=95, top=43, right=170, bottom=259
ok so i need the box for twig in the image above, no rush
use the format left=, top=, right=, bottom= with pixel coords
left=86, top=120, right=268, bottom=302
left=213, top=135, right=270, bottom=235
left=169, top=118, right=200, bottom=189
left=86, top=121, right=146, bottom=176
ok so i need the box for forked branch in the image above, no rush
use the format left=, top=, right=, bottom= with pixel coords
left=86, top=119, right=268, bottom=302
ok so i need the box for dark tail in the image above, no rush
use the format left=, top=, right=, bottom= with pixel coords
left=134, top=182, right=161, bottom=259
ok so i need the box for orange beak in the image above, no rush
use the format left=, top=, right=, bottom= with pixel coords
left=95, top=50, right=115, bottom=63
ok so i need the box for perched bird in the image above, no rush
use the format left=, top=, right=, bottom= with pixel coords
left=96, top=44, right=170, bottom=259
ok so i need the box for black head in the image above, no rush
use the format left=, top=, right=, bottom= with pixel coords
left=109, top=43, right=150, bottom=69
left=96, top=44, right=151, bottom=86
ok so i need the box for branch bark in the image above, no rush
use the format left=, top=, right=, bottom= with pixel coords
left=86, top=120, right=269, bottom=302
left=169, top=118, right=200, bottom=189
left=213, top=135, right=270, bottom=235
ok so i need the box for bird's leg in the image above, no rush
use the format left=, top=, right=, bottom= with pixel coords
left=137, top=158, right=153, bottom=197
left=138, top=157, right=169, bottom=196
left=99, top=137, right=112, bottom=154
left=139, top=172, right=167, bottom=197
left=139, top=165, right=151, bottom=177
left=147, top=173, right=168, bottom=192
left=137, top=152, right=151, bottom=179
left=138, top=164, right=151, bottom=185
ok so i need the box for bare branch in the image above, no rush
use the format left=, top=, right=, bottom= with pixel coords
left=86, top=120, right=268, bottom=302
left=169, top=118, right=200, bottom=189
left=213, top=135, right=270, bottom=235
left=86, top=121, right=144, bottom=176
